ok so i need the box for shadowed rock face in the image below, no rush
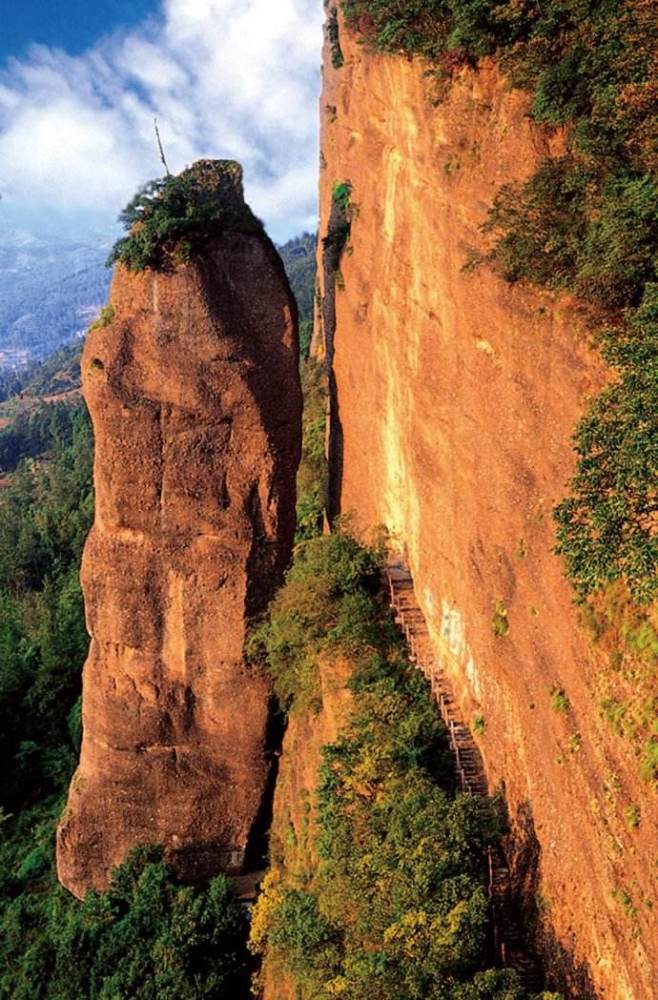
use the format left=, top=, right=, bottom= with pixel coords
left=56, top=162, right=302, bottom=898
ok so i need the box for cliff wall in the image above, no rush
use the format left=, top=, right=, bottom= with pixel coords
left=258, top=655, right=353, bottom=1000
left=317, top=15, right=657, bottom=999
left=57, top=172, right=302, bottom=898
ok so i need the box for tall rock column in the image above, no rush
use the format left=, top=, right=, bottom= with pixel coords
left=57, top=161, right=302, bottom=898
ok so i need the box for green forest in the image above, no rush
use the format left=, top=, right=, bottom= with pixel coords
left=249, top=532, right=539, bottom=1000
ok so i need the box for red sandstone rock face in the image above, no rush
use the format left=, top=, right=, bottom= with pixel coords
left=317, top=14, right=657, bottom=999
left=57, top=198, right=302, bottom=898
left=261, top=655, right=354, bottom=1000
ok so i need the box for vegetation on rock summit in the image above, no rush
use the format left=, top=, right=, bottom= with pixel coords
left=108, top=160, right=264, bottom=273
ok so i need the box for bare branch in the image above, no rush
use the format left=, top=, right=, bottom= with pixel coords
left=154, top=118, right=171, bottom=177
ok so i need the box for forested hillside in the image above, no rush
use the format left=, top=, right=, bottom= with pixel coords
left=278, top=233, right=317, bottom=357
left=0, top=227, right=316, bottom=377
left=0, top=226, right=110, bottom=364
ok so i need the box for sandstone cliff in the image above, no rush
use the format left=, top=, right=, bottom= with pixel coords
left=57, top=162, right=302, bottom=898
left=316, top=13, right=657, bottom=999
left=258, top=655, right=353, bottom=1000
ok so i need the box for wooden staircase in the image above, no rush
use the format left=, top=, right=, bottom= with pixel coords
left=385, top=560, right=543, bottom=995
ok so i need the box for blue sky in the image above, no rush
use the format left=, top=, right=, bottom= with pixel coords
left=1, top=1, right=160, bottom=63
left=0, top=0, right=322, bottom=242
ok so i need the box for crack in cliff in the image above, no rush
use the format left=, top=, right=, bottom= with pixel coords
left=321, top=187, right=350, bottom=524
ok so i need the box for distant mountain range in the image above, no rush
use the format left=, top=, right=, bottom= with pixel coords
left=0, top=225, right=112, bottom=369
left=0, top=225, right=316, bottom=373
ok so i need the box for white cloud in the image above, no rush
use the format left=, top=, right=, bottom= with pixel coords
left=0, top=0, right=323, bottom=241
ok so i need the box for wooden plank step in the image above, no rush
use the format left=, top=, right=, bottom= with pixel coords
left=388, top=559, right=542, bottom=991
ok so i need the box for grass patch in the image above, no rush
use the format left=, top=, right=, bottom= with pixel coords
left=492, top=599, right=510, bottom=638
left=613, top=887, right=638, bottom=921
left=586, top=582, right=658, bottom=787
left=550, top=687, right=570, bottom=715
left=640, top=738, right=658, bottom=786
left=625, top=804, right=641, bottom=830
left=89, top=304, right=115, bottom=330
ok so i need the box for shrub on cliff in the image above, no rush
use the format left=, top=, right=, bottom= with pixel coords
left=341, top=0, right=451, bottom=62
left=477, top=157, right=589, bottom=291
left=323, top=181, right=353, bottom=263
left=482, top=166, right=658, bottom=312
left=108, top=161, right=264, bottom=273
left=247, top=529, right=381, bottom=708
left=555, top=287, right=658, bottom=603
left=327, top=6, right=345, bottom=69
left=295, top=359, right=328, bottom=542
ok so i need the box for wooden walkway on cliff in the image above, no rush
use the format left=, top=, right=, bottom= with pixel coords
left=385, top=561, right=543, bottom=994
